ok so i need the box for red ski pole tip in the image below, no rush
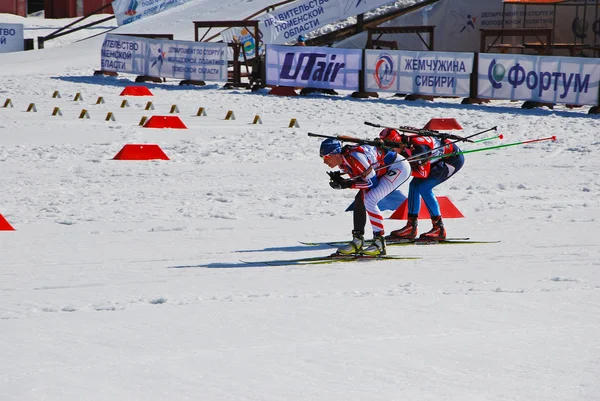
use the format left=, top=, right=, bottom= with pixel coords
left=551, top=136, right=557, bottom=141
left=498, top=134, right=504, bottom=139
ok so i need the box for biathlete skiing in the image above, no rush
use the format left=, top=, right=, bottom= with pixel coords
left=320, top=138, right=411, bottom=256
left=378, top=127, right=465, bottom=241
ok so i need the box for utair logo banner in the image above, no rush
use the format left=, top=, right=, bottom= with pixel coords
left=266, top=45, right=361, bottom=90
left=373, top=53, right=396, bottom=90
left=280, top=52, right=345, bottom=83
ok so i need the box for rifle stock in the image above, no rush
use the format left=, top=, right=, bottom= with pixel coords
left=364, top=121, right=476, bottom=143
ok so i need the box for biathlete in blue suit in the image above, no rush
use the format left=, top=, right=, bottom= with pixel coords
left=378, top=128, right=465, bottom=241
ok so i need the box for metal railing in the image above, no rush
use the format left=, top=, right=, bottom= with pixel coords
left=37, top=3, right=115, bottom=49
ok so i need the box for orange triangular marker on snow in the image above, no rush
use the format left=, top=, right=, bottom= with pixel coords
left=422, top=118, right=463, bottom=131
left=389, top=196, right=464, bottom=220
left=112, top=144, right=169, bottom=160
left=120, top=86, right=154, bottom=96
left=143, top=115, right=187, bottom=129
left=0, top=214, right=15, bottom=230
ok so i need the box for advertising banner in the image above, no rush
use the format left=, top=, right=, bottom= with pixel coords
left=351, top=0, right=600, bottom=56
left=0, top=23, right=24, bottom=53
left=100, top=34, right=147, bottom=74
left=266, top=45, right=361, bottom=90
left=364, top=50, right=473, bottom=96
left=478, top=53, right=600, bottom=106
left=100, top=34, right=228, bottom=82
left=146, top=40, right=228, bottom=82
left=112, top=0, right=193, bottom=26
left=259, top=0, right=395, bottom=44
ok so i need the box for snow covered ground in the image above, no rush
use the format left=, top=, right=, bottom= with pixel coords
left=1, top=1, right=599, bottom=400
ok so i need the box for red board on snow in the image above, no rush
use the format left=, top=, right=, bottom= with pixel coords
left=268, top=86, right=298, bottom=96
left=113, top=144, right=170, bottom=160
left=389, top=196, right=464, bottom=220
left=120, top=86, right=153, bottom=96
left=143, top=115, right=187, bottom=129
left=423, top=118, right=463, bottom=131
left=0, top=214, right=15, bottom=230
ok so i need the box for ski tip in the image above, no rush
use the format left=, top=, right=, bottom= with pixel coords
left=239, top=259, right=267, bottom=265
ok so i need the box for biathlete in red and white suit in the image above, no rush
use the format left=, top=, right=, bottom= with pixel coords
left=379, top=128, right=465, bottom=241
left=320, top=138, right=411, bottom=256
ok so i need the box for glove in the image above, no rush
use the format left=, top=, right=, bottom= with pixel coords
left=329, top=180, right=353, bottom=190
left=372, top=138, right=386, bottom=148
left=327, top=171, right=345, bottom=183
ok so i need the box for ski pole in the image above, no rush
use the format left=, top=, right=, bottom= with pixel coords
left=428, top=135, right=557, bottom=161
left=473, top=133, right=503, bottom=144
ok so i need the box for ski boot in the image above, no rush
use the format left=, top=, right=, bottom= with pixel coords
left=337, top=230, right=364, bottom=255
left=390, top=214, right=418, bottom=239
left=362, top=233, right=386, bottom=256
left=419, top=216, right=446, bottom=241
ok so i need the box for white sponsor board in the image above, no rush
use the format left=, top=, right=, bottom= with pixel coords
left=146, top=40, right=228, bottom=81
left=112, top=0, right=194, bottom=26
left=258, top=0, right=396, bottom=45
left=266, top=45, right=361, bottom=90
left=100, top=34, right=228, bottom=82
left=0, top=23, right=24, bottom=53
left=478, top=53, right=600, bottom=106
left=364, top=50, right=473, bottom=96
left=100, top=34, right=148, bottom=74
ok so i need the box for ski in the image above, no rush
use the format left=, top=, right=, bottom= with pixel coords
left=387, top=237, right=501, bottom=246
left=409, top=239, right=500, bottom=245
left=240, top=253, right=420, bottom=267
left=300, top=238, right=499, bottom=247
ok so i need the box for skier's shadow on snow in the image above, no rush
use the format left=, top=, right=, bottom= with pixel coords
left=236, top=244, right=331, bottom=253
left=169, top=262, right=253, bottom=269
left=168, top=244, right=331, bottom=268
